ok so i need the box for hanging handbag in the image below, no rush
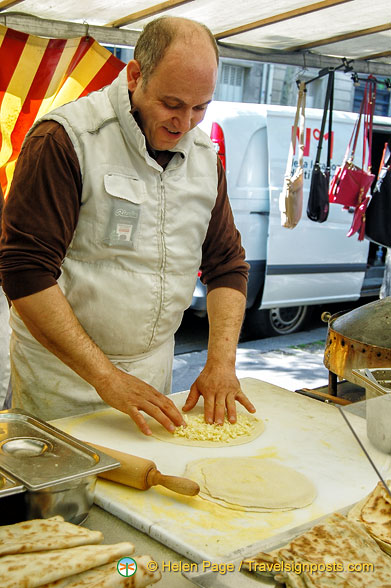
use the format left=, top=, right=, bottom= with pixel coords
left=365, top=142, right=391, bottom=247
left=329, top=77, right=376, bottom=240
left=373, top=141, right=391, bottom=193
left=345, top=78, right=377, bottom=240
left=307, top=70, right=334, bottom=223
left=279, top=82, right=306, bottom=229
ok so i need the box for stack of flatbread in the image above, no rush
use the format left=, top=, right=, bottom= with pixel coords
left=0, top=516, right=161, bottom=588
left=242, top=512, right=391, bottom=587
left=348, top=480, right=391, bottom=555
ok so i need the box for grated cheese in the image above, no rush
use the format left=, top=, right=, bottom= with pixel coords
left=173, top=413, right=257, bottom=443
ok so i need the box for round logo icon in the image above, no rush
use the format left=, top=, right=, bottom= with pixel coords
left=117, top=556, right=137, bottom=577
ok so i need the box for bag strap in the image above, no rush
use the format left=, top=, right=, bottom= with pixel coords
left=350, top=90, right=365, bottom=160
left=326, top=70, right=334, bottom=172
left=342, top=82, right=367, bottom=164
left=298, top=83, right=306, bottom=169
left=362, top=76, right=376, bottom=172
left=284, top=81, right=306, bottom=178
left=314, top=70, right=334, bottom=170
left=341, top=76, right=376, bottom=168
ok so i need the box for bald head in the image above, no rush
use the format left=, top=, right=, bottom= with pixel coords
left=134, top=16, right=219, bottom=87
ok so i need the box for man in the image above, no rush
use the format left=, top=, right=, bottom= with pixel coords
left=0, top=16, right=254, bottom=434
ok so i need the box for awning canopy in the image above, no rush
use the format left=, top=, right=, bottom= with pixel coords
left=1, top=0, right=390, bottom=75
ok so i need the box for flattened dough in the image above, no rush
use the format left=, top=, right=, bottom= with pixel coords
left=148, top=406, right=264, bottom=447
left=185, top=457, right=317, bottom=511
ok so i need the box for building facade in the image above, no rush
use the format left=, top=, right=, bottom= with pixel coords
left=106, top=46, right=391, bottom=116
left=214, top=58, right=391, bottom=116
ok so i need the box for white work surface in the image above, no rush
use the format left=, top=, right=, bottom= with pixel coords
left=54, top=377, right=391, bottom=564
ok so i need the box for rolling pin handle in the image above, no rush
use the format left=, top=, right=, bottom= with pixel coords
left=146, top=469, right=200, bottom=496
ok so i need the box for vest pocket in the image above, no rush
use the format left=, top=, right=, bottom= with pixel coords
left=103, top=173, right=146, bottom=249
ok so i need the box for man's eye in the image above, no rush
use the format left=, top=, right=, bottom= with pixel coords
left=164, top=102, right=180, bottom=109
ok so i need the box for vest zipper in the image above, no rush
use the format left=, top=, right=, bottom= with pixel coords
left=149, top=174, right=167, bottom=346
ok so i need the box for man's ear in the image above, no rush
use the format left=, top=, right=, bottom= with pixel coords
left=127, top=60, right=142, bottom=91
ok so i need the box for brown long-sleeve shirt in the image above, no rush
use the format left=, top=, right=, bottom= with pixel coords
left=0, top=121, right=248, bottom=300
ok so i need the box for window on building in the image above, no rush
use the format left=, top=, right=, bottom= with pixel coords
left=353, top=78, right=391, bottom=116
left=104, top=46, right=134, bottom=63
left=215, top=63, right=245, bottom=102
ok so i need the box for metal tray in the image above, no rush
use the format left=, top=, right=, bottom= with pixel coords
left=0, top=467, right=25, bottom=498
left=0, top=409, right=119, bottom=490
left=352, top=368, right=391, bottom=399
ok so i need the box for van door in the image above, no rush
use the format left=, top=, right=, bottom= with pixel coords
left=198, top=102, right=270, bottom=309
left=260, top=108, right=370, bottom=310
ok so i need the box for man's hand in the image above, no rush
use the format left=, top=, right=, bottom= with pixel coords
left=95, top=367, right=186, bottom=435
left=182, top=286, right=255, bottom=424
left=182, top=359, right=256, bottom=424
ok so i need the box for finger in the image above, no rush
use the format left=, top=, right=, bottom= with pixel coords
left=137, top=403, right=184, bottom=434
left=235, top=391, right=257, bottom=413
left=203, top=392, right=216, bottom=424
left=135, top=388, right=186, bottom=427
left=154, top=395, right=187, bottom=427
left=225, top=393, right=238, bottom=424
left=128, top=392, right=186, bottom=433
left=182, top=384, right=200, bottom=412
left=213, top=394, right=227, bottom=425
left=128, top=407, right=153, bottom=436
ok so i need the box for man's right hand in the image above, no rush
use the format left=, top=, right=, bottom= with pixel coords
left=94, top=366, right=186, bottom=436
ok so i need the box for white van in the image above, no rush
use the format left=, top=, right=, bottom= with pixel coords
left=190, top=102, right=391, bottom=336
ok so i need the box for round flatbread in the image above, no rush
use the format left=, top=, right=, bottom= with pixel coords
left=185, top=457, right=316, bottom=511
left=148, top=406, right=264, bottom=447
left=348, top=480, right=391, bottom=555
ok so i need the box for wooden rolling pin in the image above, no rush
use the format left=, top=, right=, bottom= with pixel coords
left=87, top=442, right=200, bottom=496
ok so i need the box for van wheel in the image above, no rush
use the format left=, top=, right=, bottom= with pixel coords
left=243, top=306, right=312, bottom=339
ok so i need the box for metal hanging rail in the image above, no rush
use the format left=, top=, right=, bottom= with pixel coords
left=296, top=57, right=353, bottom=88
left=351, top=73, right=391, bottom=89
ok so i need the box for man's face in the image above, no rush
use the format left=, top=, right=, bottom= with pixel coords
left=127, top=41, right=217, bottom=151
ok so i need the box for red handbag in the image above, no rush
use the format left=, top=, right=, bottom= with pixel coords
left=329, top=78, right=376, bottom=240
left=329, top=162, right=374, bottom=209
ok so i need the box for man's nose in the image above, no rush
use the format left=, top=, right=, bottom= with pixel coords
left=173, top=109, right=192, bottom=133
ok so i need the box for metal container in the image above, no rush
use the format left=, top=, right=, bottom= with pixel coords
left=0, top=408, right=119, bottom=524
left=324, top=298, right=391, bottom=384
left=0, top=467, right=25, bottom=498
left=352, top=368, right=391, bottom=454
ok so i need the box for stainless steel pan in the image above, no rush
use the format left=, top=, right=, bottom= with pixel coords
left=323, top=298, right=391, bottom=384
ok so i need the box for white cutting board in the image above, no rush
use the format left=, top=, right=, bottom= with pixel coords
left=53, top=378, right=391, bottom=562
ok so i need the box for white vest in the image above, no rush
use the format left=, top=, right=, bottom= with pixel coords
left=10, top=69, right=218, bottom=418
left=15, top=68, right=218, bottom=356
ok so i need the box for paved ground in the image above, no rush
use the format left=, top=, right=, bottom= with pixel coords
left=173, top=325, right=330, bottom=394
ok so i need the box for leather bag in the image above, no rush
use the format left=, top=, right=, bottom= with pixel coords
left=279, top=81, right=306, bottom=229
left=307, top=71, right=334, bottom=223
left=329, top=77, right=376, bottom=239
left=365, top=143, right=391, bottom=247
left=330, top=162, right=374, bottom=208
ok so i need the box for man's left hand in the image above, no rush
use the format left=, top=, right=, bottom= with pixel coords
left=182, top=360, right=256, bottom=424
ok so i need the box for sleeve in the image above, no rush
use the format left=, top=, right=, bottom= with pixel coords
left=0, top=121, right=82, bottom=300
left=200, top=156, right=249, bottom=296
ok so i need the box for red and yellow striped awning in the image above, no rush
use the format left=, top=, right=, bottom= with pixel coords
left=0, top=25, right=125, bottom=198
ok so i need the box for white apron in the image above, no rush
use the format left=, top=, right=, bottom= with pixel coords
left=10, top=309, right=174, bottom=421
